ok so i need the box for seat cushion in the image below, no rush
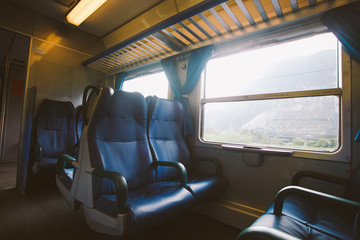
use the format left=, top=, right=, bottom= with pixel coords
left=95, top=182, right=194, bottom=235
left=187, top=175, right=226, bottom=202
left=266, top=195, right=357, bottom=240
left=39, top=157, right=58, bottom=170
left=250, top=214, right=337, bottom=239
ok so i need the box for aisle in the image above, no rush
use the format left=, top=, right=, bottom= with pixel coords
left=0, top=183, right=239, bottom=240
left=0, top=162, right=17, bottom=190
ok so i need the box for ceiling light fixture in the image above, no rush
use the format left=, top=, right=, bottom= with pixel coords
left=66, top=0, right=107, bottom=26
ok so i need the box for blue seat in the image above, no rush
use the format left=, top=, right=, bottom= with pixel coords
left=237, top=170, right=360, bottom=240
left=32, top=98, right=76, bottom=174
left=86, top=87, right=194, bottom=235
left=147, top=96, right=226, bottom=202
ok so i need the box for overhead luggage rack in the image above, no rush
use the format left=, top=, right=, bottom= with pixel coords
left=83, top=0, right=354, bottom=73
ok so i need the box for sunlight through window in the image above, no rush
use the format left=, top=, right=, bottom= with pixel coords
left=122, top=71, right=169, bottom=98
left=202, top=33, right=340, bottom=152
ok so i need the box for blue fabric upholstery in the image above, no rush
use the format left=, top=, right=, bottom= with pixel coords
left=35, top=99, right=76, bottom=171
left=147, top=96, right=225, bottom=202
left=148, top=97, right=192, bottom=176
left=247, top=214, right=340, bottom=239
left=88, top=87, right=154, bottom=196
left=260, top=195, right=357, bottom=239
left=95, top=181, right=192, bottom=234
left=87, top=87, right=194, bottom=235
left=187, top=175, right=225, bottom=201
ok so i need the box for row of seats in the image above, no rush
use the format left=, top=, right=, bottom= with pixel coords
left=56, top=86, right=226, bottom=236
left=34, top=85, right=359, bottom=239
left=31, top=99, right=82, bottom=174
left=32, top=85, right=101, bottom=176
left=237, top=169, right=360, bottom=239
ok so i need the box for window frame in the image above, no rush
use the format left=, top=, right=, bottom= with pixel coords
left=196, top=31, right=351, bottom=162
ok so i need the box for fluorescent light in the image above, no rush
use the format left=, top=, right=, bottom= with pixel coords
left=66, top=0, right=107, bottom=26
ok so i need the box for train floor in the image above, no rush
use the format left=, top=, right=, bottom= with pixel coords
left=0, top=162, right=17, bottom=190
left=0, top=177, right=239, bottom=240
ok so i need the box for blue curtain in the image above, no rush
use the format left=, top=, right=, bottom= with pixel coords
left=115, top=72, right=127, bottom=90
left=161, top=45, right=214, bottom=137
left=355, top=130, right=360, bottom=143
left=161, top=57, right=182, bottom=99
left=321, top=2, right=360, bottom=62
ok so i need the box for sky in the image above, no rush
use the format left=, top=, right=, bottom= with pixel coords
left=205, top=32, right=338, bottom=98
left=122, top=71, right=168, bottom=98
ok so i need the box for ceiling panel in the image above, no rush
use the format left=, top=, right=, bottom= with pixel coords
left=85, top=0, right=355, bottom=74
left=10, top=0, right=163, bottom=37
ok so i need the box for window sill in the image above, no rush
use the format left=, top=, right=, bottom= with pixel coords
left=221, top=144, right=294, bottom=155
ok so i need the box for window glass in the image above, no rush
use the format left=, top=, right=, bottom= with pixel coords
left=203, top=96, right=339, bottom=151
left=122, top=71, right=168, bottom=98
left=205, top=33, right=338, bottom=98
left=201, top=33, right=341, bottom=152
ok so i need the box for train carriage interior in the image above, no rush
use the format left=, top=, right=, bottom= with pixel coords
left=1, top=0, right=360, bottom=239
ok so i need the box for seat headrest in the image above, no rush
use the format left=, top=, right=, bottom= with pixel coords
left=38, top=99, right=75, bottom=118
left=88, top=87, right=146, bottom=142
left=36, top=98, right=76, bottom=157
left=149, top=97, right=183, bottom=123
left=37, top=99, right=75, bottom=130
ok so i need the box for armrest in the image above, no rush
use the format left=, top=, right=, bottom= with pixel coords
left=56, top=154, right=76, bottom=175
left=153, top=161, right=187, bottom=187
left=237, top=226, right=301, bottom=240
left=92, top=168, right=128, bottom=214
left=292, top=171, right=349, bottom=186
left=274, top=185, right=360, bottom=215
left=191, top=156, right=221, bottom=176
left=32, top=143, right=42, bottom=162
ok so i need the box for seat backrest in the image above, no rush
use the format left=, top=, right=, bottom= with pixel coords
left=87, top=87, right=155, bottom=198
left=148, top=96, right=191, bottom=180
left=75, top=105, right=83, bottom=144
left=36, top=98, right=76, bottom=158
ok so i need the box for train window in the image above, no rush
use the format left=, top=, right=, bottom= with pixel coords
left=200, top=32, right=342, bottom=152
left=122, top=71, right=168, bottom=98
